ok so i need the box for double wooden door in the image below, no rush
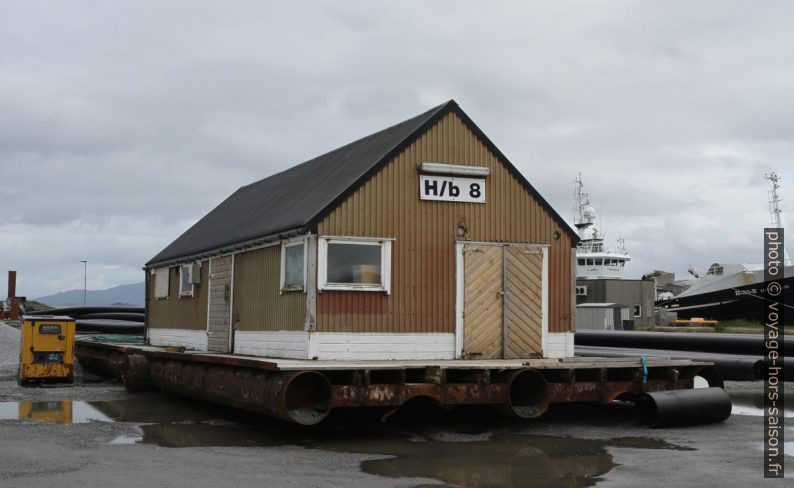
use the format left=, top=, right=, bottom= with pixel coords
left=462, top=244, right=544, bottom=359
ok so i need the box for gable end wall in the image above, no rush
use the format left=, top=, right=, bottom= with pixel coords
left=316, top=112, right=573, bottom=334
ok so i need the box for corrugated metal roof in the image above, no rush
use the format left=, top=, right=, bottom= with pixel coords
left=147, top=100, right=578, bottom=267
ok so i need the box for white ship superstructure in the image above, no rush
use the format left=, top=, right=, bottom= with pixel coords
left=574, top=174, right=631, bottom=279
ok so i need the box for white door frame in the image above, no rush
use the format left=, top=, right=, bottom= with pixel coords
left=455, top=241, right=549, bottom=359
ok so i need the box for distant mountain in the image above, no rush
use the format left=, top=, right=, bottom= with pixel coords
left=34, top=282, right=144, bottom=307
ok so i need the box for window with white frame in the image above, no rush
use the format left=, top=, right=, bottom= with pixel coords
left=318, top=237, right=392, bottom=293
left=281, top=238, right=306, bottom=291
left=179, top=264, right=194, bottom=297
left=154, top=268, right=169, bottom=299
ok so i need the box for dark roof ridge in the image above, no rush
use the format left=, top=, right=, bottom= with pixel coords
left=238, top=100, right=454, bottom=192
left=146, top=99, right=578, bottom=268
left=145, top=100, right=455, bottom=267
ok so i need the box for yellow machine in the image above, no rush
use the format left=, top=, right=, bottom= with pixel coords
left=19, top=315, right=76, bottom=383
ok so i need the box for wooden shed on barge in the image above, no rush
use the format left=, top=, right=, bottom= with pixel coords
left=144, top=100, right=579, bottom=360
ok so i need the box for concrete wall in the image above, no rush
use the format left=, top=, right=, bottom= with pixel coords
left=576, top=279, right=655, bottom=328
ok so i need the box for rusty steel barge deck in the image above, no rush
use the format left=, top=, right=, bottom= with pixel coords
left=75, top=339, right=723, bottom=425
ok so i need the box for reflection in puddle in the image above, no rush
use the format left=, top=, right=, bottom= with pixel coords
left=729, top=391, right=794, bottom=418
left=351, top=434, right=614, bottom=488
left=0, top=395, right=697, bottom=487
left=314, top=433, right=694, bottom=488
left=0, top=400, right=113, bottom=424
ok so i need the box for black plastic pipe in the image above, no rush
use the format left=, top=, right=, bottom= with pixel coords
left=636, top=387, right=732, bottom=427
left=576, top=331, right=792, bottom=357
left=75, top=319, right=144, bottom=334
left=27, top=306, right=144, bottom=317
left=576, top=345, right=790, bottom=381
left=77, top=312, right=144, bottom=322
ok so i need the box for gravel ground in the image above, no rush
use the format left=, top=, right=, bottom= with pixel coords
left=0, top=321, right=20, bottom=377
left=0, top=320, right=792, bottom=487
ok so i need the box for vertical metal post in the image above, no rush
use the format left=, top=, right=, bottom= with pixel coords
left=80, top=260, right=87, bottom=306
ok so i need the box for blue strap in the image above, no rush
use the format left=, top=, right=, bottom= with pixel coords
left=641, top=355, right=649, bottom=384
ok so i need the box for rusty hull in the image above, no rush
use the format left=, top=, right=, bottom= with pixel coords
left=75, top=340, right=720, bottom=425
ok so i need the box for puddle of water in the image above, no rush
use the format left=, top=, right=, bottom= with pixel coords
left=729, top=391, right=794, bottom=418
left=110, top=434, right=143, bottom=445
left=0, top=400, right=113, bottom=424
left=345, top=433, right=615, bottom=488
left=0, top=395, right=250, bottom=426
left=0, top=394, right=698, bottom=487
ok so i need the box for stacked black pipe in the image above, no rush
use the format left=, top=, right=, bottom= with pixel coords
left=576, top=330, right=791, bottom=381
left=25, top=306, right=144, bottom=334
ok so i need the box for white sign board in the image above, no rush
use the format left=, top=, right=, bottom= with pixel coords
left=419, top=175, right=485, bottom=203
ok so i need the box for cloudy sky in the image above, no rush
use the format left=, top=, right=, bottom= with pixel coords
left=1, top=1, right=792, bottom=298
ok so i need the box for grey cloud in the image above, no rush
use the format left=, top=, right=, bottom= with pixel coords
left=1, top=0, right=792, bottom=297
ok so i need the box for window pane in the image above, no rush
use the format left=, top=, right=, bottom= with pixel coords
left=180, top=266, right=191, bottom=294
left=154, top=268, right=169, bottom=298
left=595, top=259, right=602, bottom=265
left=284, top=244, right=304, bottom=287
left=327, top=243, right=381, bottom=284
left=577, top=259, right=585, bottom=265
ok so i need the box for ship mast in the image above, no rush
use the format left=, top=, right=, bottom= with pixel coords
left=765, top=172, right=791, bottom=264
left=766, top=172, right=783, bottom=229
left=574, top=173, right=594, bottom=240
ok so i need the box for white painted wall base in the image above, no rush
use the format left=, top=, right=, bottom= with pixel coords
left=148, top=328, right=208, bottom=351
left=309, top=332, right=456, bottom=360
left=149, top=328, right=574, bottom=360
left=545, top=332, right=575, bottom=358
left=232, top=330, right=456, bottom=360
left=233, top=330, right=310, bottom=359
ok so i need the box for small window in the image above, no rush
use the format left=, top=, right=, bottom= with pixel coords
left=318, top=237, right=392, bottom=293
left=179, top=264, right=194, bottom=297
left=39, top=324, right=61, bottom=334
left=586, top=259, right=594, bottom=266
left=281, top=239, right=306, bottom=292
left=577, top=259, right=585, bottom=265
left=595, top=258, right=603, bottom=265
left=154, top=268, right=169, bottom=299
left=633, top=304, right=642, bottom=317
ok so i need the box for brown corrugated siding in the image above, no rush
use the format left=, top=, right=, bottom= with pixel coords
left=232, top=245, right=305, bottom=331
left=147, top=260, right=209, bottom=330
left=316, top=112, right=573, bottom=333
